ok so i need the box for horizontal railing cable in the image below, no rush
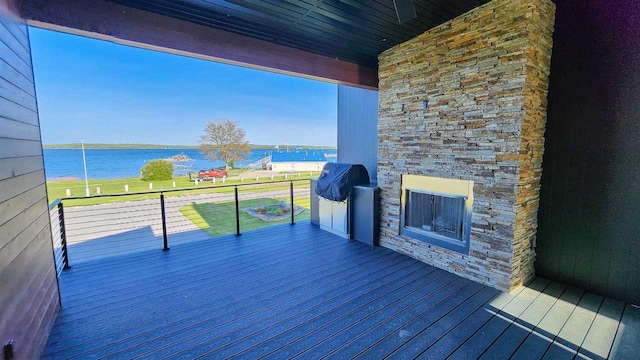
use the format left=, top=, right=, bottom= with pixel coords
left=48, top=201, right=69, bottom=273
left=50, top=179, right=310, bottom=268
left=62, top=179, right=308, bottom=200
left=50, top=180, right=311, bottom=266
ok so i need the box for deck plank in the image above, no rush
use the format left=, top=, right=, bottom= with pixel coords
left=479, top=282, right=567, bottom=359
left=223, top=267, right=448, bottom=359
left=45, top=250, right=398, bottom=355
left=50, top=239, right=366, bottom=334
left=416, top=283, right=527, bottom=359
left=609, top=304, right=640, bottom=360
left=542, top=292, right=603, bottom=359
left=262, top=271, right=455, bottom=360
left=41, top=223, right=640, bottom=359
left=319, top=277, right=471, bottom=359
left=510, top=286, right=584, bottom=359
left=255, top=268, right=451, bottom=359
left=447, top=278, right=551, bottom=360
left=383, top=285, right=500, bottom=359
left=56, top=238, right=369, bottom=317
left=577, top=298, right=625, bottom=360
left=353, top=282, right=487, bottom=359
left=47, top=243, right=402, bottom=356
left=128, top=259, right=425, bottom=359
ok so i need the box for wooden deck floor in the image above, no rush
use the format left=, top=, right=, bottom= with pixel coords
left=43, top=222, right=639, bottom=359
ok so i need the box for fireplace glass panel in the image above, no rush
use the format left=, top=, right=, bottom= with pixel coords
left=405, top=190, right=465, bottom=242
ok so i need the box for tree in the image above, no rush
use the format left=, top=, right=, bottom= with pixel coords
left=141, top=159, right=173, bottom=181
left=199, top=119, right=250, bottom=170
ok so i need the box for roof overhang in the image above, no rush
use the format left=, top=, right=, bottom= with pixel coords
left=20, top=0, right=379, bottom=89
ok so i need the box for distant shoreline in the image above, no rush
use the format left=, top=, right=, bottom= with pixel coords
left=43, top=147, right=336, bottom=180
left=43, top=143, right=337, bottom=150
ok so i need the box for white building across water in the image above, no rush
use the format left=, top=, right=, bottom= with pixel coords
left=266, top=149, right=336, bottom=172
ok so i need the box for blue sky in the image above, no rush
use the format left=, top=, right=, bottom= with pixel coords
left=29, top=28, right=337, bottom=146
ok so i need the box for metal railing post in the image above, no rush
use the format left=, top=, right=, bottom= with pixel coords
left=160, top=193, right=169, bottom=251
left=57, top=201, right=70, bottom=269
left=290, top=181, right=295, bottom=225
left=235, top=186, right=241, bottom=236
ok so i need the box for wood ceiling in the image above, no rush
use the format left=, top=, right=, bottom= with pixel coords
left=104, top=0, right=490, bottom=68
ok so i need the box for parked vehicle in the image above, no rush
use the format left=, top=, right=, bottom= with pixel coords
left=198, top=168, right=228, bottom=180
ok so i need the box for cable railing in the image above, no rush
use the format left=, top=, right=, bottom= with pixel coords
left=48, top=179, right=311, bottom=271
left=48, top=199, right=70, bottom=274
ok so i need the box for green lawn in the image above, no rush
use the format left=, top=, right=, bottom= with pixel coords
left=49, top=172, right=316, bottom=206
left=179, top=197, right=311, bottom=238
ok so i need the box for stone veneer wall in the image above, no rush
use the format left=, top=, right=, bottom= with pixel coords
left=513, top=1, right=556, bottom=289
left=377, top=0, right=555, bottom=291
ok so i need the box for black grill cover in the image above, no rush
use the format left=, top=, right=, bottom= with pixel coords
left=315, top=163, right=370, bottom=202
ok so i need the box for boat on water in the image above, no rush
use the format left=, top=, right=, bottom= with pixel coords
left=165, top=153, right=193, bottom=162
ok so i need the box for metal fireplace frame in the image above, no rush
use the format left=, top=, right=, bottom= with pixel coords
left=400, top=175, right=474, bottom=255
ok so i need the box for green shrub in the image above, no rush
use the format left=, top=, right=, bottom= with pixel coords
left=274, top=209, right=284, bottom=216
left=141, top=159, right=173, bottom=181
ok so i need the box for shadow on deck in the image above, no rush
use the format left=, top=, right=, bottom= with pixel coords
left=43, top=222, right=639, bottom=359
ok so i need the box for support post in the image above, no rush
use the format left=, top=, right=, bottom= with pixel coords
left=235, top=186, right=241, bottom=236
left=290, top=181, right=295, bottom=225
left=57, top=202, right=70, bottom=269
left=160, top=193, right=169, bottom=250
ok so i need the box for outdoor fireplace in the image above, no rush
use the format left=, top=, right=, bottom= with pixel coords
left=376, top=0, right=554, bottom=291
left=401, top=175, right=473, bottom=254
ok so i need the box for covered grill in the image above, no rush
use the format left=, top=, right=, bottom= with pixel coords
left=315, top=163, right=370, bottom=202
left=313, top=163, right=374, bottom=241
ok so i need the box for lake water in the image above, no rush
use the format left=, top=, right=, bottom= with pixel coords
left=43, top=148, right=337, bottom=180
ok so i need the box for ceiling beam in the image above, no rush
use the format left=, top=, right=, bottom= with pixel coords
left=19, top=0, right=379, bottom=89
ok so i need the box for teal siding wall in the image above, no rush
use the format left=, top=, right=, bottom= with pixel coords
left=536, top=0, right=640, bottom=304
left=337, top=85, right=378, bottom=182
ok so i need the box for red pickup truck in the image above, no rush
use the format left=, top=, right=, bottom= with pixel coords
left=198, top=168, right=228, bottom=180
